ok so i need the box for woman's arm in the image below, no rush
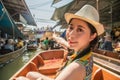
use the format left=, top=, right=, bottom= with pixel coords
left=26, top=71, right=54, bottom=80
left=55, top=62, right=86, bottom=80
left=52, top=33, right=69, bottom=49
left=26, top=62, right=85, bottom=80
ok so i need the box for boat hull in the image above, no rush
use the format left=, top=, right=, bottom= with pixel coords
left=93, top=49, right=120, bottom=60
left=0, top=46, right=26, bottom=65
left=10, top=49, right=120, bottom=80
left=27, top=46, right=38, bottom=51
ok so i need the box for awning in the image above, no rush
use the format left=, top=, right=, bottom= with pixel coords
left=2, top=0, right=37, bottom=26
left=0, top=2, right=24, bottom=38
left=51, top=0, right=120, bottom=27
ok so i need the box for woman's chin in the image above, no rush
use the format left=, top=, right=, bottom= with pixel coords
left=69, top=44, right=76, bottom=49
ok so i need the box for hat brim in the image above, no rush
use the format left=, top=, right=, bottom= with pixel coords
left=65, top=13, right=104, bottom=36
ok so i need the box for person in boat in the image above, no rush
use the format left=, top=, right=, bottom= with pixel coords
left=43, top=37, right=49, bottom=50
left=101, top=35, right=113, bottom=51
left=0, top=38, right=5, bottom=50
left=15, top=37, right=24, bottom=49
left=16, top=4, right=104, bottom=80
left=3, top=39, right=14, bottom=52
left=48, top=38, right=55, bottom=49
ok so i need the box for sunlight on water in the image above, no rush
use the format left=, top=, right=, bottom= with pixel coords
left=0, top=51, right=37, bottom=80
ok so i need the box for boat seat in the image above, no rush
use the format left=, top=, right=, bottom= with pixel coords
left=14, top=62, right=39, bottom=79
left=29, top=62, right=39, bottom=71
left=39, top=59, right=63, bottom=75
left=32, top=55, right=44, bottom=68
left=92, top=68, right=103, bottom=80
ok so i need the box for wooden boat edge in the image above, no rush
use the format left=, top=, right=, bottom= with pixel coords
left=9, top=49, right=65, bottom=80
left=9, top=50, right=120, bottom=80
left=0, top=45, right=26, bottom=65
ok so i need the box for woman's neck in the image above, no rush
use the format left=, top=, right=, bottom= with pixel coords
left=74, top=45, right=90, bottom=53
left=72, top=46, right=91, bottom=61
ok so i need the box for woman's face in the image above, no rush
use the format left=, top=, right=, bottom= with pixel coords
left=66, top=18, right=96, bottom=52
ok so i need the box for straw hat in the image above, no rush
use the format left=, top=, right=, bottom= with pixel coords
left=65, top=4, right=104, bottom=35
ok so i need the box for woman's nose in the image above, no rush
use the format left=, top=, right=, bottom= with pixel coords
left=69, top=29, right=76, bottom=36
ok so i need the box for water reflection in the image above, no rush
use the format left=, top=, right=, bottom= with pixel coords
left=0, top=50, right=37, bottom=80
left=22, top=52, right=33, bottom=64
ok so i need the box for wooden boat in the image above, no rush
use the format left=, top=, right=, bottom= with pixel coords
left=10, top=49, right=120, bottom=80
left=93, top=52, right=120, bottom=75
left=93, top=49, right=120, bottom=60
left=0, top=1, right=26, bottom=66
left=27, top=44, right=38, bottom=51
left=0, top=46, right=26, bottom=65
left=93, top=49, right=120, bottom=74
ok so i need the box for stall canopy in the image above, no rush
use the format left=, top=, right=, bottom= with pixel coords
left=2, top=0, right=37, bottom=26
left=0, top=1, right=24, bottom=38
left=51, top=0, right=120, bottom=29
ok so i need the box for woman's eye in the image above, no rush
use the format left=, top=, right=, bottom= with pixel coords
left=69, top=26, right=73, bottom=30
left=68, top=25, right=73, bottom=30
left=77, top=28, right=83, bottom=32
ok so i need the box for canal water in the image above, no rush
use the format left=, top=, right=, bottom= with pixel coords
left=0, top=50, right=41, bottom=80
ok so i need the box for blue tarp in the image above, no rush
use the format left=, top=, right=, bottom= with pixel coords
left=0, top=2, right=24, bottom=38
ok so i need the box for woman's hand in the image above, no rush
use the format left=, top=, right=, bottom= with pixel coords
left=53, top=33, right=69, bottom=49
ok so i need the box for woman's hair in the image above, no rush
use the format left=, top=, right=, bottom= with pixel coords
left=87, top=22, right=98, bottom=49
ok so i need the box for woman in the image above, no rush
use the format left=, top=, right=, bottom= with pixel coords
left=16, top=4, right=104, bottom=80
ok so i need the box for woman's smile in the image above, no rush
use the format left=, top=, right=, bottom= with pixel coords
left=68, top=40, right=78, bottom=45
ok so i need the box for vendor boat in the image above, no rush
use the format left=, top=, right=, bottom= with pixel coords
left=0, top=46, right=26, bottom=66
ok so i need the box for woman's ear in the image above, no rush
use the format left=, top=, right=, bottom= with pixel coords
left=89, top=33, right=97, bottom=42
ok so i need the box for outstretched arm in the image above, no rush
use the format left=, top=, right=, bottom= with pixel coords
left=26, top=71, right=54, bottom=80
left=25, top=62, right=85, bottom=80
left=52, top=33, right=69, bottom=50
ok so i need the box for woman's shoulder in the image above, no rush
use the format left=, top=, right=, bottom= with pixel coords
left=56, top=62, right=86, bottom=80
left=65, top=61, right=86, bottom=75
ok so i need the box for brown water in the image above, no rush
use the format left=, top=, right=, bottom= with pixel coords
left=0, top=50, right=38, bottom=80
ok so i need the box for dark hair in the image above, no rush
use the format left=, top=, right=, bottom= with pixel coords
left=87, top=22, right=98, bottom=49
left=46, top=37, right=48, bottom=40
left=5, top=39, right=8, bottom=44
